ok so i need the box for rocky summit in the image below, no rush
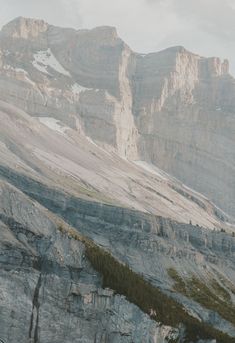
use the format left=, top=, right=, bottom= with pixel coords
left=0, top=17, right=234, bottom=343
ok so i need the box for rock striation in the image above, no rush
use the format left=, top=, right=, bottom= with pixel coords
left=0, top=167, right=234, bottom=341
left=0, top=17, right=235, bottom=342
left=0, top=180, right=178, bottom=343
left=0, top=17, right=234, bottom=216
left=132, top=48, right=234, bottom=218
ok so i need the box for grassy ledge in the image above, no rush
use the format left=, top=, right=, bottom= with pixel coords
left=58, top=225, right=234, bottom=343
left=168, top=268, right=235, bottom=326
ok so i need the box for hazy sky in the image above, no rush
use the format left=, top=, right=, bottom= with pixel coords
left=1, top=0, right=235, bottom=74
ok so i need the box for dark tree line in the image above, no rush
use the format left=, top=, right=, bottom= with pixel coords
left=86, top=243, right=234, bottom=343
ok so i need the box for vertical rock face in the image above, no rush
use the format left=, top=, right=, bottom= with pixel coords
left=0, top=174, right=234, bottom=341
left=0, top=17, right=234, bottom=216
left=51, top=25, right=122, bottom=95
left=132, top=48, right=234, bottom=217
left=113, top=46, right=139, bottom=158
left=0, top=181, right=178, bottom=343
left=0, top=18, right=139, bottom=159
left=0, top=18, right=235, bottom=342
left=1, top=17, right=48, bottom=39
left=133, top=47, right=201, bottom=115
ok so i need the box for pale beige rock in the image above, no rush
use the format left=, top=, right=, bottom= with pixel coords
left=0, top=17, right=234, bottom=218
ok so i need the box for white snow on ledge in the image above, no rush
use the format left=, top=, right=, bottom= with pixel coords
left=32, top=48, right=71, bottom=76
left=37, top=117, right=68, bottom=135
left=71, top=83, right=100, bottom=95
left=3, top=65, right=35, bottom=86
left=71, top=83, right=91, bottom=95
left=134, top=161, right=169, bottom=180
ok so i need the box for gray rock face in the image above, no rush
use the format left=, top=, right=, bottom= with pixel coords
left=0, top=17, right=235, bottom=342
left=132, top=48, right=235, bottom=218
left=0, top=168, right=235, bottom=339
left=0, top=99, right=229, bottom=229
left=0, top=181, right=177, bottom=343
left=0, top=17, right=234, bottom=217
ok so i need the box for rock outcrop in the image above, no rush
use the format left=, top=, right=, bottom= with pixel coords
left=132, top=48, right=235, bottom=218
left=0, top=17, right=235, bottom=342
left=0, top=17, right=234, bottom=217
left=0, top=168, right=235, bottom=341
left=0, top=99, right=230, bottom=229
left=0, top=181, right=178, bottom=343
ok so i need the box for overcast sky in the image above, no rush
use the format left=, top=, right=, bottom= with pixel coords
left=1, top=0, right=235, bottom=74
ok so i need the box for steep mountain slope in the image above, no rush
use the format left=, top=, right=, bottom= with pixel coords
left=0, top=181, right=179, bottom=343
left=0, top=17, right=234, bottom=217
left=0, top=143, right=235, bottom=342
left=132, top=47, right=235, bottom=218
left=0, top=100, right=229, bottom=229
left=0, top=86, right=235, bottom=342
left=0, top=17, right=235, bottom=343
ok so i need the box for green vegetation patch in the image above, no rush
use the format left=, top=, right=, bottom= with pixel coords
left=168, top=268, right=235, bottom=327
left=58, top=225, right=234, bottom=343
left=212, top=269, right=235, bottom=296
left=85, top=244, right=234, bottom=343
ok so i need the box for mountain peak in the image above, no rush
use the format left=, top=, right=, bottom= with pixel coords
left=91, top=25, right=118, bottom=36
left=1, top=16, right=48, bottom=39
left=81, top=25, right=121, bottom=46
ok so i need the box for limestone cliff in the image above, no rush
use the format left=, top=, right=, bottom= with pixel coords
left=132, top=47, right=234, bottom=217
left=0, top=181, right=178, bottom=343
left=0, top=17, right=235, bottom=343
left=0, top=17, right=234, bottom=217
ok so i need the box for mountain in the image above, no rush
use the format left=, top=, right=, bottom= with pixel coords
left=0, top=17, right=234, bottom=343
left=0, top=16, right=234, bottom=218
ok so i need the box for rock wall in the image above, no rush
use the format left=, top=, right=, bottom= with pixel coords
left=0, top=17, right=234, bottom=217
left=1, top=167, right=234, bottom=338
left=0, top=180, right=177, bottom=343
left=132, top=48, right=235, bottom=217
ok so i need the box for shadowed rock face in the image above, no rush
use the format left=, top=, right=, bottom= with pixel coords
left=0, top=17, right=234, bottom=217
left=0, top=181, right=177, bottom=343
left=0, top=171, right=234, bottom=341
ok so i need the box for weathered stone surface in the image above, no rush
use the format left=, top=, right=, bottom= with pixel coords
left=0, top=17, right=235, bottom=342
left=132, top=48, right=235, bottom=217
left=0, top=17, right=234, bottom=216
left=0, top=181, right=178, bottom=343
left=0, top=100, right=229, bottom=229
left=0, top=169, right=235, bottom=339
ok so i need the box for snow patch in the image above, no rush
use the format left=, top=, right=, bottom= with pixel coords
left=4, top=50, right=10, bottom=56
left=37, top=117, right=68, bottom=135
left=71, top=83, right=99, bottom=95
left=71, top=83, right=91, bottom=95
left=32, top=49, right=71, bottom=76
left=3, top=65, right=28, bottom=75
left=15, top=67, right=27, bottom=74
left=134, top=161, right=169, bottom=180
left=85, top=135, right=111, bottom=156
left=3, top=65, right=35, bottom=86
